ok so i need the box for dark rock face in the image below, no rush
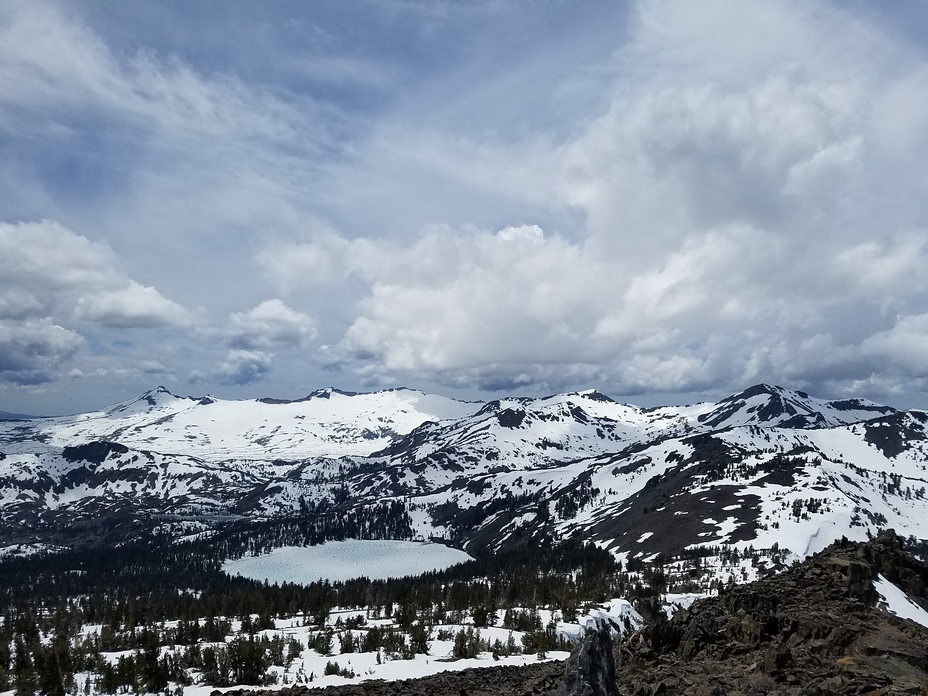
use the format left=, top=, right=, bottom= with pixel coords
left=615, top=531, right=928, bottom=695
left=497, top=408, right=527, bottom=428
left=61, top=440, right=129, bottom=464
left=549, top=628, right=619, bottom=696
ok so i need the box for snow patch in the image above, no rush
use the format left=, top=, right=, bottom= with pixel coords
left=558, top=598, right=643, bottom=641
left=874, top=573, right=928, bottom=629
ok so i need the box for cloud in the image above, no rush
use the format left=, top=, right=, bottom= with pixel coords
left=835, top=232, right=928, bottom=296
left=8, top=1, right=928, bottom=408
left=0, top=3, right=302, bottom=146
left=258, top=218, right=828, bottom=394
left=0, top=219, right=194, bottom=389
left=254, top=0, right=928, bottom=401
left=256, top=226, right=356, bottom=292
left=211, top=350, right=274, bottom=386
left=860, top=314, right=928, bottom=377
left=290, top=223, right=789, bottom=393
left=303, top=2, right=928, bottom=400
left=224, top=299, right=318, bottom=349
left=69, top=359, right=173, bottom=381
left=0, top=220, right=194, bottom=328
left=0, top=319, right=83, bottom=385
left=0, top=2, right=360, bottom=357
left=75, top=281, right=193, bottom=328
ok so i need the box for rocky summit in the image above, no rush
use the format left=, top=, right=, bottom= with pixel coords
left=614, top=531, right=928, bottom=696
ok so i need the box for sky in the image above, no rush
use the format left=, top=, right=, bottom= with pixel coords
left=4, top=1, right=928, bottom=415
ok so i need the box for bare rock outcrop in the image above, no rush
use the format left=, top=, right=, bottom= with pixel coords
left=614, top=531, right=928, bottom=695
left=548, top=627, right=619, bottom=696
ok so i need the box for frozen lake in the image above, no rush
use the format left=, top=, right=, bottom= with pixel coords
left=222, top=539, right=474, bottom=584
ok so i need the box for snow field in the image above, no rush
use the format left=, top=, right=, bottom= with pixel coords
left=28, top=387, right=481, bottom=462
left=64, top=593, right=650, bottom=696
left=874, top=574, right=928, bottom=630
left=67, top=607, right=578, bottom=695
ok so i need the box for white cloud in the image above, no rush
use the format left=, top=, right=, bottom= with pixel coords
left=212, top=350, right=274, bottom=386
left=860, top=314, right=928, bottom=377
left=260, top=216, right=854, bottom=394
left=284, top=1, right=928, bottom=399
left=835, top=232, right=928, bottom=295
left=0, top=220, right=194, bottom=328
left=325, top=225, right=609, bottom=368
left=0, top=2, right=349, bottom=341
left=76, top=281, right=192, bottom=328
left=0, top=220, right=122, bottom=297
left=0, top=4, right=300, bottom=145
left=0, top=219, right=194, bottom=388
left=225, top=299, right=317, bottom=349
left=256, top=225, right=356, bottom=291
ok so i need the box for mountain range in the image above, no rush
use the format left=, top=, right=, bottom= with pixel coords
left=1, top=383, right=927, bottom=582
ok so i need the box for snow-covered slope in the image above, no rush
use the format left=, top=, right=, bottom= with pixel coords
left=693, top=383, right=893, bottom=430
left=0, top=383, right=926, bottom=583
left=7, top=386, right=479, bottom=461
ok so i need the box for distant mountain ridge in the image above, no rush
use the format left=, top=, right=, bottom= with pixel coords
left=1, top=383, right=926, bottom=586
left=697, top=383, right=893, bottom=429
left=0, top=410, right=42, bottom=421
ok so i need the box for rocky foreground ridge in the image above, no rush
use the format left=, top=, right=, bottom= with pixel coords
left=215, top=532, right=928, bottom=696
left=615, top=531, right=928, bottom=695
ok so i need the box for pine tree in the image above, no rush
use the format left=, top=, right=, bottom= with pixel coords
left=37, top=646, right=65, bottom=696
left=408, top=622, right=429, bottom=655
left=0, top=640, right=10, bottom=690
left=12, top=637, right=35, bottom=696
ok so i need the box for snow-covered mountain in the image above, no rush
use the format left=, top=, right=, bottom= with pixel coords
left=1, top=383, right=926, bottom=579
left=34, top=385, right=477, bottom=460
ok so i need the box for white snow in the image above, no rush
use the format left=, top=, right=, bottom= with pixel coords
left=662, top=592, right=706, bottom=617
left=223, top=540, right=474, bottom=584
left=874, top=573, right=928, bottom=629
left=179, top=650, right=569, bottom=696
left=558, top=598, right=643, bottom=640
left=0, top=542, right=61, bottom=559
left=4, top=382, right=928, bottom=601
left=14, top=387, right=479, bottom=462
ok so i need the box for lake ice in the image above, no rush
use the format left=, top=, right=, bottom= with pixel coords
left=222, top=539, right=474, bottom=584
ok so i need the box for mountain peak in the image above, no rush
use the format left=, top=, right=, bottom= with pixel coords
left=143, top=385, right=177, bottom=401
left=104, top=386, right=186, bottom=415
left=701, top=383, right=894, bottom=429
left=305, top=387, right=360, bottom=400
left=575, top=389, right=616, bottom=403
left=725, top=383, right=804, bottom=401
